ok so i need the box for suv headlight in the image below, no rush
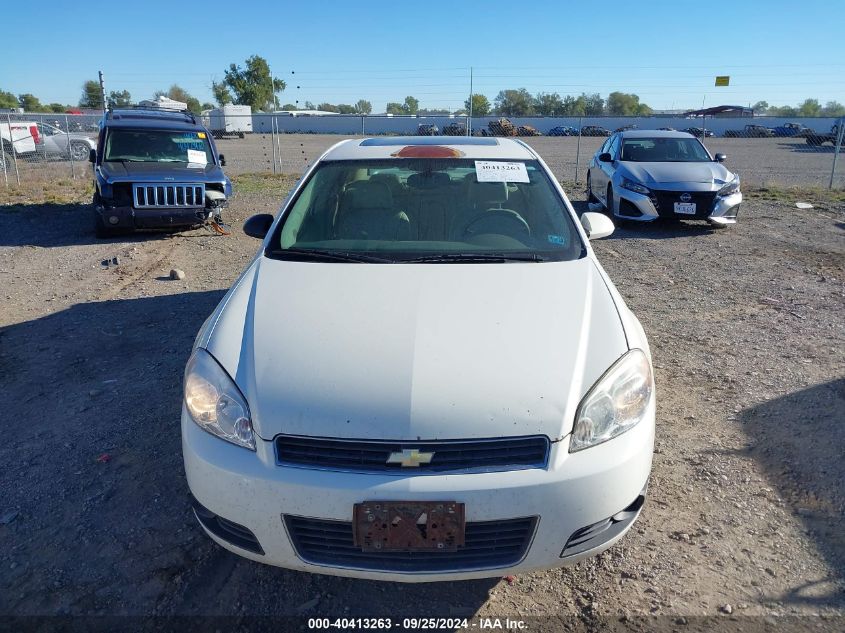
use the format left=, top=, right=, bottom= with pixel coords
left=570, top=349, right=653, bottom=452
left=717, top=175, right=740, bottom=197
left=184, top=348, right=255, bottom=450
left=621, top=178, right=651, bottom=195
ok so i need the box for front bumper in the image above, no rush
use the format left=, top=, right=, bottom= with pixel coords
left=613, top=186, right=742, bottom=225
left=181, top=404, right=655, bottom=582
left=95, top=205, right=211, bottom=230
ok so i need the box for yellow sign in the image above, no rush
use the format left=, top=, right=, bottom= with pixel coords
left=715, top=76, right=730, bottom=87
left=197, top=132, right=207, bottom=139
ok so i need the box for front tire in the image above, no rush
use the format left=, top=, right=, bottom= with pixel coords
left=70, top=142, right=89, bottom=162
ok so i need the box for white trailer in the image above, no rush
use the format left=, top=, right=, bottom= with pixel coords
left=208, top=105, right=253, bottom=138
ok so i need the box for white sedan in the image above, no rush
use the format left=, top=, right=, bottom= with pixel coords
left=182, top=137, right=655, bottom=581
left=587, top=130, right=742, bottom=226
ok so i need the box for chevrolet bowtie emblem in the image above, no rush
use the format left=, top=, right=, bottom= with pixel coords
left=387, top=449, right=434, bottom=467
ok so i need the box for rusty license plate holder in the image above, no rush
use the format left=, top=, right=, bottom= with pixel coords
left=353, top=501, right=465, bottom=552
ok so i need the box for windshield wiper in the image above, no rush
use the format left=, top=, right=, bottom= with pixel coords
left=404, top=253, right=547, bottom=263
left=266, top=247, right=394, bottom=263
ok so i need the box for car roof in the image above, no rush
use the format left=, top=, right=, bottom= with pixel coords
left=103, top=109, right=206, bottom=131
left=621, top=130, right=696, bottom=139
left=322, top=136, right=538, bottom=161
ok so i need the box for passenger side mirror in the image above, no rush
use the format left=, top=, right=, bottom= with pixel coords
left=714, top=153, right=726, bottom=163
left=580, top=212, right=614, bottom=240
left=243, top=213, right=274, bottom=239
left=598, top=152, right=613, bottom=163
left=88, top=149, right=96, bottom=163
left=218, top=153, right=226, bottom=166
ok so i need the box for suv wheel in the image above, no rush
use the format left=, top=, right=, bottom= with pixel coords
left=70, top=142, right=89, bottom=162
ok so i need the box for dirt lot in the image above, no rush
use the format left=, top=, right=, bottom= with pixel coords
left=1, top=171, right=844, bottom=630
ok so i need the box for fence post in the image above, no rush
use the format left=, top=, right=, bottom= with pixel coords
left=1, top=131, right=6, bottom=186
left=829, top=119, right=844, bottom=189
left=574, top=116, right=583, bottom=184
left=270, top=115, right=277, bottom=175
left=66, top=115, right=75, bottom=179
left=361, top=115, right=365, bottom=136
left=7, top=114, right=20, bottom=186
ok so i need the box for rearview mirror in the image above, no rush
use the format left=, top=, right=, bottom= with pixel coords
left=218, top=153, right=226, bottom=166
left=598, top=152, right=613, bottom=163
left=580, top=212, right=614, bottom=240
left=88, top=148, right=96, bottom=163
left=714, top=153, right=726, bottom=162
left=243, top=213, right=274, bottom=239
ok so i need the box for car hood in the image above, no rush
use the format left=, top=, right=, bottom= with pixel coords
left=621, top=161, right=733, bottom=187
left=98, top=161, right=226, bottom=183
left=205, top=257, right=629, bottom=442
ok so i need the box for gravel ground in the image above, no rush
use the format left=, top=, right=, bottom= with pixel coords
left=0, top=175, right=844, bottom=630
left=212, top=133, right=845, bottom=188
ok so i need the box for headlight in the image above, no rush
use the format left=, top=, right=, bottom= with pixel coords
left=717, top=175, right=740, bottom=197
left=621, top=178, right=651, bottom=195
left=570, top=349, right=653, bottom=452
left=184, top=348, right=255, bottom=450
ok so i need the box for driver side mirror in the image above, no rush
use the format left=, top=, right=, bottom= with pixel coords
left=580, top=212, right=614, bottom=240
left=243, top=213, right=274, bottom=239
left=218, top=153, right=226, bottom=166
left=714, top=153, right=726, bottom=163
left=598, top=152, right=613, bottom=163
left=88, top=149, right=96, bottom=163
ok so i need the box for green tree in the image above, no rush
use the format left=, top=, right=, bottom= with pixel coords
left=582, top=93, right=605, bottom=115
left=797, top=98, right=821, bottom=117
left=533, top=92, right=565, bottom=116
left=560, top=95, right=585, bottom=116
left=494, top=89, right=534, bottom=116
left=317, top=103, right=340, bottom=113
left=403, top=96, right=419, bottom=115
left=822, top=101, right=845, bottom=117
left=0, top=90, right=18, bottom=109
left=223, top=55, right=286, bottom=111
left=386, top=102, right=405, bottom=115
left=354, top=99, right=372, bottom=114
left=419, top=108, right=450, bottom=115
left=280, top=103, right=298, bottom=110
left=212, top=81, right=232, bottom=106
left=79, top=80, right=104, bottom=109
left=107, top=90, right=132, bottom=108
left=464, top=93, right=490, bottom=116
left=201, top=102, right=214, bottom=111
left=752, top=100, right=769, bottom=113
left=606, top=92, right=651, bottom=116
left=48, top=103, right=67, bottom=113
left=336, top=104, right=357, bottom=114
left=304, top=101, right=316, bottom=110
left=18, top=94, right=43, bottom=112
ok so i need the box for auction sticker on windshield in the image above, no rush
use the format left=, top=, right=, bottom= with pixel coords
left=187, top=149, right=207, bottom=165
left=475, top=160, right=529, bottom=183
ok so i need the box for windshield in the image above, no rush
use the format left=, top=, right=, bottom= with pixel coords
left=104, top=129, right=213, bottom=164
left=621, top=137, right=711, bottom=162
left=268, top=158, right=583, bottom=262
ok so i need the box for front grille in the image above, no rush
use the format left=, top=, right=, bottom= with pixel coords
left=652, top=190, right=716, bottom=218
left=132, top=183, right=205, bottom=208
left=285, top=515, right=537, bottom=572
left=275, top=435, right=550, bottom=473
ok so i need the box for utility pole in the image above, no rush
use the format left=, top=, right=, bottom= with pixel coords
left=98, top=71, right=107, bottom=113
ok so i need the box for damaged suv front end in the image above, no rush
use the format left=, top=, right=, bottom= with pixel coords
left=91, top=109, right=231, bottom=238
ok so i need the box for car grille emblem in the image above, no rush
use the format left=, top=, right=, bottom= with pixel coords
left=680, top=193, right=692, bottom=202
left=386, top=449, right=435, bottom=467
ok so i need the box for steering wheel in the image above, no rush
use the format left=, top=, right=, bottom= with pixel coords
left=461, top=208, right=531, bottom=240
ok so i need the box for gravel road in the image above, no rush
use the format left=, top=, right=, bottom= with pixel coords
left=0, top=176, right=843, bottom=630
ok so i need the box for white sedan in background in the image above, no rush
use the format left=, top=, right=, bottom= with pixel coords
left=182, top=136, right=655, bottom=581
left=587, top=130, right=742, bottom=227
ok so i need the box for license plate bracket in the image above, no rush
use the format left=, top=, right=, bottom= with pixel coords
left=353, top=501, right=465, bottom=552
left=674, top=202, right=697, bottom=215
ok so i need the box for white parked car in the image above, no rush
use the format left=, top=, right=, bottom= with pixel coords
left=587, top=130, right=742, bottom=227
left=182, top=136, right=655, bottom=581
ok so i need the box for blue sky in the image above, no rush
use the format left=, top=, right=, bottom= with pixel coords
left=3, top=0, right=843, bottom=112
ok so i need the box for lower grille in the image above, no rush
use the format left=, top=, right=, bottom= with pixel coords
left=653, top=190, right=716, bottom=218
left=285, top=515, right=537, bottom=572
left=275, top=435, right=549, bottom=473
left=133, top=183, right=205, bottom=208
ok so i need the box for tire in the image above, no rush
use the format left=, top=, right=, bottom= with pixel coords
left=70, top=142, right=89, bottom=162
left=586, top=171, right=598, bottom=202
left=605, top=184, right=614, bottom=215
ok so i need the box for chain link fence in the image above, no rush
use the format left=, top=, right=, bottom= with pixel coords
left=3, top=111, right=843, bottom=189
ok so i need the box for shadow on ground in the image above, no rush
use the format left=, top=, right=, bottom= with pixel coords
left=0, top=291, right=498, bottom=617
left=739, top=379, right=845, bottom=609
